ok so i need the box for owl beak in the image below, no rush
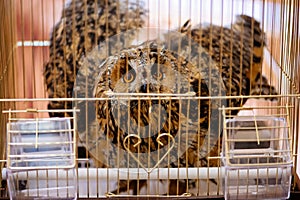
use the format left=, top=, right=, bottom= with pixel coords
left=140, top=84, right=148, bottom=93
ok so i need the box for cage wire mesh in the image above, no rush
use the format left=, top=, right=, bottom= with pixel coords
left=0, top=0, right=300, bottom=199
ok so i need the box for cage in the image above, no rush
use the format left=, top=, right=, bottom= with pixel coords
left=0, top=0, right=299, bottom=199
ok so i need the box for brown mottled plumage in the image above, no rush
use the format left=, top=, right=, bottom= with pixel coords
left=76, top=15, right=278, bottom=195
left=47, top=9, right=278, bottom=195
left=43, top=0, right=147, bottom=117
left=171, top=14, right=278, bottom=116
left=77, top=39, right=223, bottom=195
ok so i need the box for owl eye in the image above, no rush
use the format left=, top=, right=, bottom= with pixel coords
left=151, top=65, right=163, bottom=80
left=123, top=70, right=136, bottom=83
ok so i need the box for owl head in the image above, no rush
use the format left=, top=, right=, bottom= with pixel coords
left=94, top=42, right=196, bottom=98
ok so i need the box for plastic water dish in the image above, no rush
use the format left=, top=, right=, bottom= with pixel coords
left=221, top=116, right=292, bottom=200
left=7, top=118, right=76, bottom=170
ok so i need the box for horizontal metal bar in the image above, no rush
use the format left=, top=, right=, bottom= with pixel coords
left=104, top=91, right=196, bottom=97
left=8, top=153, right=75, bottom=158
left=1, top=167, right=290, bottom=180
left=8, top=129, right=75, bottom=133
left=220, top=105, right=294, bottom=110
left=0, top=94, right=298, bottom=102
left=226, top=138, right=290, bottom=142
left=8, top=141, right=74, bottom=146
left=17, top=41, right=50, bottom=47
left=6, top=165, right=76, bottom=171
left=3, top=109, right=80, bottom=113
left=225, top=125, right=289, bottom=130
left=226, top=114, right=289, bottom=118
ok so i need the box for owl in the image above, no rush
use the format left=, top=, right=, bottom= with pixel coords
left=83, top=15, right=277, bottom=194
left=76, top=39, right=226, bottom=195
left=76, top=14, right=278, bottom=195
left=43, top=0, right=147, bottom=118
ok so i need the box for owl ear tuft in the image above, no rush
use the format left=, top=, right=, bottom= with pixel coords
left=180, top=19, right=192, bottom=34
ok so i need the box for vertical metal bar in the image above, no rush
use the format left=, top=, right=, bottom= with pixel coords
left=62, top=0, right=67, bottom=114
left=35, top=116, right=38, bottom=148
left=277, top=0, right=283, bottom=95
left=71, top=0, right=77, bottom=101
left=229, top=0, right=234, bottom=109
left=82, top=0, right=90, bottom=197
left=239, top=0, right=245, bottom=99
left=137, top=96, right=141, bottom=195
left=115, top=0, right=121, bottom=195
left=156, top=0, right=161, bottom=192
left=51, top=0, right=57, bottom=99
left=261, top=0, right=266, bottom=92
left=187, top=0, right=192, bottom=194
left=20, top=0, right=26, bottom=98
left=36, top=115, right=40, bottom=197
left=246, top=158, right=250, bottom=197
left=222, top=106, right=228, bottom=164
left=269, top=0, right=276, bottom=96
left=177, top=97, right=182, bottom=195
left=30, top=0, right=36, bottom=97
left=167, top=97, right=172, bottom=196
left=10, top=0, right=16, bottom=101
left=177, top=0, right=183, bottom=194
left=166, top=1, right=171, bottom=195
left=217, top=0, right=224, bottom=193
left=286, top=1, right=293, bottom=95
left=94, top=0, right=100, bottom=196
left=72, top=1, right=79, bottom=198
left=41, top=0, right=46, bottom=97
left=252, top=109, right=260, bottom=145
left=7, top=109, right=12, bottom=167
left=293, top=2, right=300, bottom=191
left=197, top=0, right=203, bottom=194
left=73, top=107, right=78, bottom=172
left=46, top=166, right=49, bottom=197
left=207, top=0, right=213, bottom=194
left=104, top=0, right=110, bottom=195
